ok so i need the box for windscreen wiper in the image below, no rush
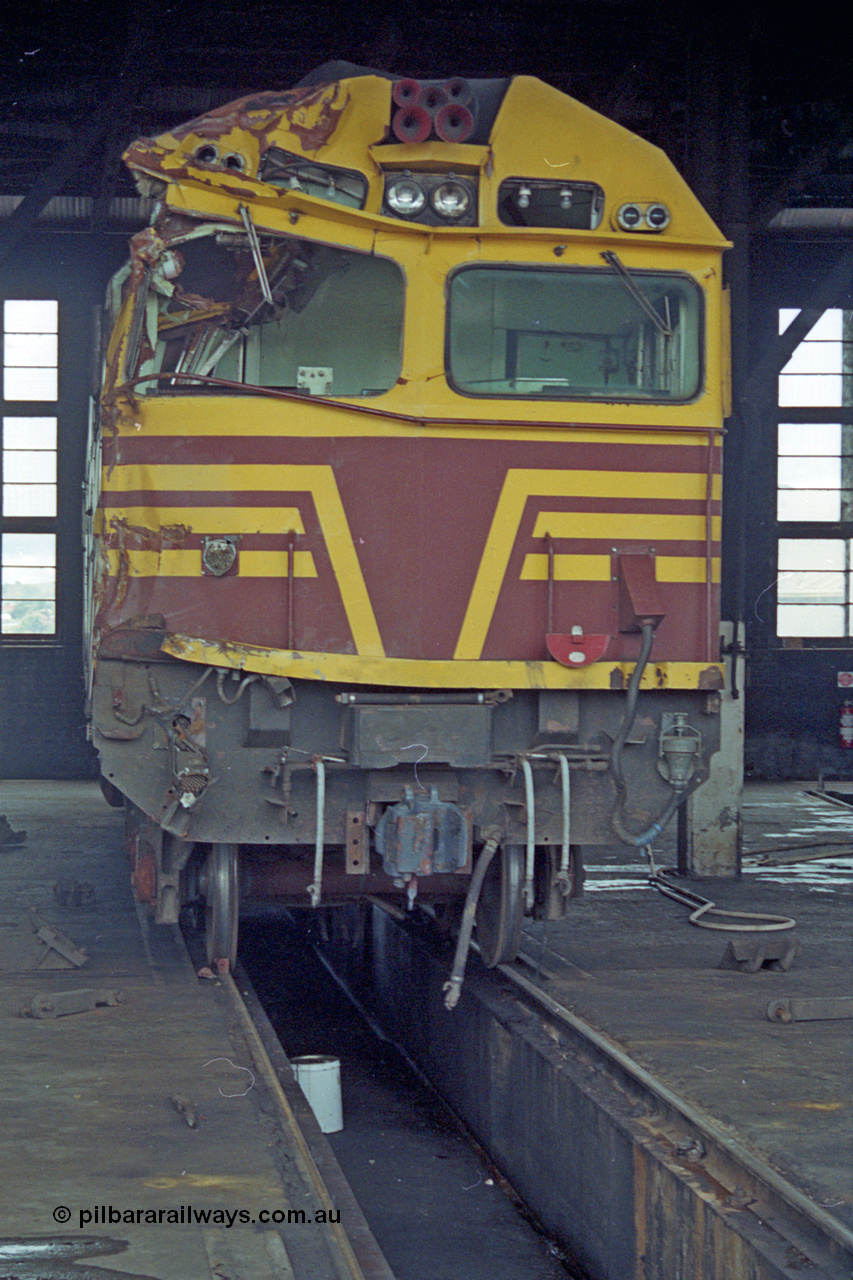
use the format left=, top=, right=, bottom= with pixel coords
left=600, top=250, right=672, bottom=337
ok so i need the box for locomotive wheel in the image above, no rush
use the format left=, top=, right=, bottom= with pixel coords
left=476, top=843, right=524, bottom=968
left=205, top=843, right=240, bottom=969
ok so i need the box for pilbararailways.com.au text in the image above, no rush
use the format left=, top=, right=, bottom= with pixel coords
left=53, top=1205, right=341, bottom=1230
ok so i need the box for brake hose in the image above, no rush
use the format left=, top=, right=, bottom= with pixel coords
left=609, top=622, right=687, bottom=847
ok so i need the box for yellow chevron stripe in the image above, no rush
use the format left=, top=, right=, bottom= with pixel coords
left=455, top=469, right=721, bottom=660
left=520, top=554, right=721, bottom=584
left=106, top=549, right=317, bottom=578
left=105, top=465, right=383, bottom=657
left=531, top=511, right=721, bottom=541
left=106, top=506, right=306, bottom=535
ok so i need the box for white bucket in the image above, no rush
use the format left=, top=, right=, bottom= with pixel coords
left=291, top=1055, right=343, bottom=1133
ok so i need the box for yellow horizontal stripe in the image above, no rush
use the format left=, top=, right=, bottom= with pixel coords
left=162, top=632, right=724, bottom=692
left=657, top=556, right=721, bottom=584
left=532, top=512, right=722, bottom=541
left=520, top=554, right=720, bottom=585
left=113, top=393, right=725, bottom=445
left=105, top=464, right=332, bottom=493
left=520, top=554, right=610, bottom=581
left=106, top=549, right=317, bottom=577
left=106, top=507, right=305, bottom=535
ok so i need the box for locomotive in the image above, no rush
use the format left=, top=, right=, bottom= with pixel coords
left=85, top=66, right=729, bottom=974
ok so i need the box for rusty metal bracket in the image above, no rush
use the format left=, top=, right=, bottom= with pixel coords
left=345, top=810, right=369, bottom=874
left=767, top=996, right=853, bottom=1023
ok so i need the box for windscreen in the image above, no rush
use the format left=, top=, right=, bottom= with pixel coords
left=447, top=266, right=702, bottom=401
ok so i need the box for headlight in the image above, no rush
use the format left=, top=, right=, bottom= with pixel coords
left=386, top=176, right=427, bottom=217
left=430, top=179, right=472, bottom=221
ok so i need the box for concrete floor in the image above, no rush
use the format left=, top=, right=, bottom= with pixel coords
left=522, top=781, right=853, bottom=1228
left=0, top=778, right=849, bottom=1277
left=0, top=781, right=378, bottom=1280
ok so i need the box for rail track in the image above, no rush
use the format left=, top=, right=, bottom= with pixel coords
left=494, top=948, right=853, bottom=1278
left=214, top=960, right=396, bottom=1280
left=310, top=901, right=853, bottom=1280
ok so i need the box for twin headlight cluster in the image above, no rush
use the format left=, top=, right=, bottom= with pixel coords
left=383, top=172, right=476, bottom=226
left=615, top=202, right=671, bottom=232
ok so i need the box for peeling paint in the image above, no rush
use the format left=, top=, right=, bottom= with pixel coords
left=107, top=518, right=189, bottom=553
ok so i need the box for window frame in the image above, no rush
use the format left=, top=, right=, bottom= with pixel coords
left=0, top=299, right=60, bottom=643
left=774, top=305, right=853, bottom=645
left=444, top=262, right=706, bottom=405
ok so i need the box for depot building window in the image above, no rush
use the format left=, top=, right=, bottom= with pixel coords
left=447, top=265, right=702, bottom=401
left=1, top=301, right=58, bottom=637
left=776, top=308, right=853, bottom=639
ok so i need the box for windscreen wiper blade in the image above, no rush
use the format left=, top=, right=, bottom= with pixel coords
left=600, top=250, right=672, bottom=337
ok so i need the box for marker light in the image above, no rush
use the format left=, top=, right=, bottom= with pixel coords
left=617, top=203, right=643, bottom=230
left=386, top=175, right=427, bottom=217
left=616, top=201, right=671, bottom=232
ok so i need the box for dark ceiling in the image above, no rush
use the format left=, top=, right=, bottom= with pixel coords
left=0, top=1, right=850, bottom=233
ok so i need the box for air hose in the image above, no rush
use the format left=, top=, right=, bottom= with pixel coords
left=644, top=846, right=796, bottom=932
left=609, top=622, right=688, bottom=848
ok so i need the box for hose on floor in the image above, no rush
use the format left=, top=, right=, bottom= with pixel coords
left=643, top=845, right=796, bottom=932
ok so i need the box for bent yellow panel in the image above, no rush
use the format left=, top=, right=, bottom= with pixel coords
left=104, top=464, right=383, bottom=657
left=163, top=632, right=724, bottom=692
left=455, top=469, right=722, bottom=660
left=531, top=512, right=722, bottom=542
left=106, top=549, right=317, bottom=577
left=107, top=506, right=306, bottom=535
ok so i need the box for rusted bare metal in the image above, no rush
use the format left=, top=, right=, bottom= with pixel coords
left=375, top=787, right=470, bottom=878
left=345, top=810, right=369, bottom=874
